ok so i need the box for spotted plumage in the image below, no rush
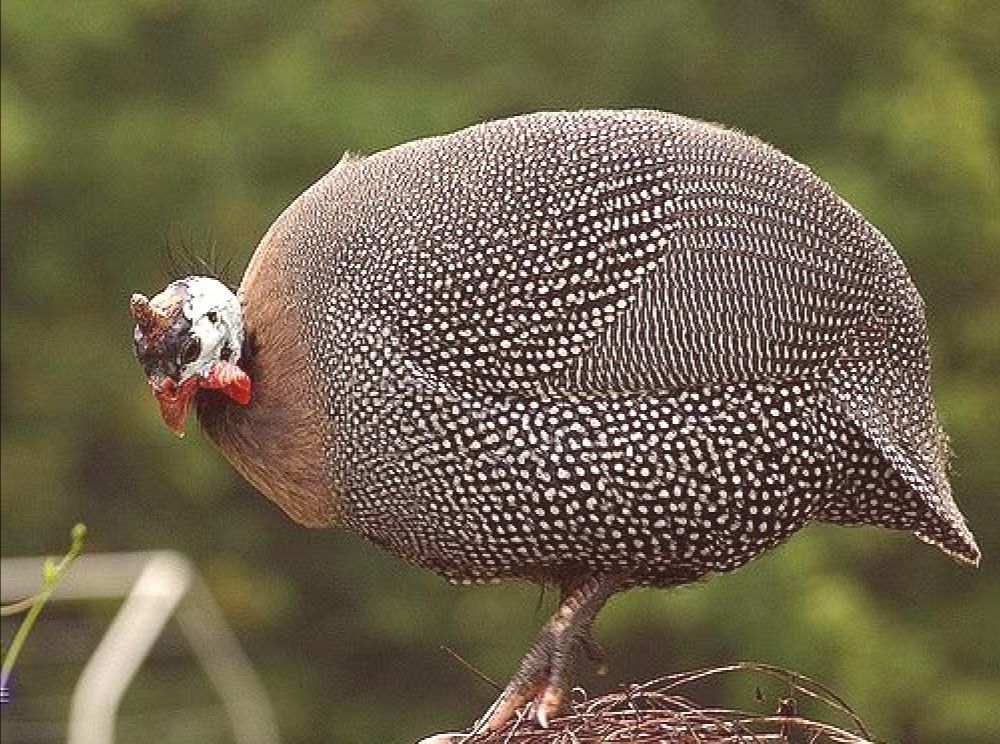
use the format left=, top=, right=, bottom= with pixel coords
left=132, top=109, right=979, bottom=732
left=212, top=109, right=975, bottom=579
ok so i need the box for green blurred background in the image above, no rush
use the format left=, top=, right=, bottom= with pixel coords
left=2, top=1, right=998, bottom=742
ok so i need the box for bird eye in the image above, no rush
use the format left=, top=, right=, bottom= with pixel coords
left=206, top=311, right=218, bottom=323
left=180, top=338, right=201, bottom=366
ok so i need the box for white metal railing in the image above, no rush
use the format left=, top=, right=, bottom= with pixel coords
left=1, top=551, right=281, bottom=744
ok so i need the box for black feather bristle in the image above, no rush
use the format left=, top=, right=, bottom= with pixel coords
left=160, top=233, right=238, bottom=290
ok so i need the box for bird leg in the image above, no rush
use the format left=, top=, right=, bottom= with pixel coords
left=472, top=573, right=622, bottom=732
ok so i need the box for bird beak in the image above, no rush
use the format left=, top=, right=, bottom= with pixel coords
left=130, top=293, right=172, bottom=340
left=149, top=375, right=200, bottom=437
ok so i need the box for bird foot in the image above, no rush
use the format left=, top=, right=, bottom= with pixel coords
left=415, top=627, right=572, bottom=744
left=479, top=676, right=559, bottom=731
left=417, top=576, right=621, bottom=743
left=469, top=575, right=621, bottom=735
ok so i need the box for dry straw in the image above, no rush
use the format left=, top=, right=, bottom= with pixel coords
left=467, top=662, right=877, bottom=744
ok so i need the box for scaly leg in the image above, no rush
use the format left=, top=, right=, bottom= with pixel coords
left=472, top=573, right=622, bottom=732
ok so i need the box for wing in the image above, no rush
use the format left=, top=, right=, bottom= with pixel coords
left=361, top=110, right=911, bottom=398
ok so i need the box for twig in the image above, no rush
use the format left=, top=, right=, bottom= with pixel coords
left=441, top=645, right=503, bottom=691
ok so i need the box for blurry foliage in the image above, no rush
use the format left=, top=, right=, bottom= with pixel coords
left=1, top=1, right=998, bottom=743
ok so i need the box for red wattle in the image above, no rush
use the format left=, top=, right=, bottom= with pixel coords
left=151, top=375, right=199, bottom=436
left=204, top=361, right=252, bottom=405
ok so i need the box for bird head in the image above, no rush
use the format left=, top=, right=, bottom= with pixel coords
left=130, top=276, right=251, bottom=436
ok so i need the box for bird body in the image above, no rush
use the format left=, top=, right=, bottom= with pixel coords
left=195, top=110, right=978, bottom=581
left=132, top=109, right=979, bottom=731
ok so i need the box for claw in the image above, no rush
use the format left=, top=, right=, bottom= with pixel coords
left=536, top=704, right=550, bottom=729
left=581, top=632, right=609, bottom=675
left=537, top=684, right=564, bottom=728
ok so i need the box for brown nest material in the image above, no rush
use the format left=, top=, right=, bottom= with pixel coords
left=467, top=662, right=877, bottom=744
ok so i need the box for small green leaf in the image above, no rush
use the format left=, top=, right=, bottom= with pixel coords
left=42, top=558, right=58, bottom=586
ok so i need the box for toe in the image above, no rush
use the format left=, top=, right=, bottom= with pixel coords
left=481, top=678, right=546, bottom=732
left=535, top=684, right=566, bottom=728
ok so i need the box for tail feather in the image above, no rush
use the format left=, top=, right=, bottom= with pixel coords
left=820, top=392, right=980, bottom=566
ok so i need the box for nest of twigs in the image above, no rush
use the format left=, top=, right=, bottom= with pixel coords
left=467, top=662, right=877, bottom=744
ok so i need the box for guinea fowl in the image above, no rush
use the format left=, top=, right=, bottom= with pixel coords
left=131, top=110, right=980, bottom=734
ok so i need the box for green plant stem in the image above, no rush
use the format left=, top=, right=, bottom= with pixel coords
left=1, top=524, right=87, bottom=691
